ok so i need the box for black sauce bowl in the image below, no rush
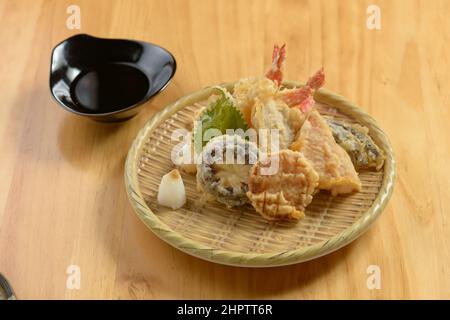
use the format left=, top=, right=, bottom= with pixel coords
left=50, top=34, right=176, bottom=122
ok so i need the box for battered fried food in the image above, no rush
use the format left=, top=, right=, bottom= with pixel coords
left=247, top=150, right=319, bottom=221
left=233, top=77, right=279, bottom=126
left=326, top=118, right=385, bottom=171
left=290, top=110, right=362, bottom=196
left=197, top=135, right=258, bottom=207
left=182, top=43, right=371, bottom=222
left=251, top=99, right=298, bottom=150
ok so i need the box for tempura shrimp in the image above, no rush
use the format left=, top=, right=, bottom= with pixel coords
left=279, top=68, right=325, bottom=112
left=265, top=44, right=286, bottom=86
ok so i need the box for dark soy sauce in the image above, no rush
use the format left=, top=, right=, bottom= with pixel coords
left=71, top=63, right=150, bottom=113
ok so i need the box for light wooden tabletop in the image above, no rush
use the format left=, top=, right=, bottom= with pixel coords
left=0, top=0, right=449, bottom=299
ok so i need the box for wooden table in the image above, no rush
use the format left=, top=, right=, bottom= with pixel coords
left=0, top=0, right=449, bottom=299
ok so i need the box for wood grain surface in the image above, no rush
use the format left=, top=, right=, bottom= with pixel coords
left=0, top=0, right=449, bottom=299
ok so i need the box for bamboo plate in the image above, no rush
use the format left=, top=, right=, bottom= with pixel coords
left=124, top=81, right=396, bottom=267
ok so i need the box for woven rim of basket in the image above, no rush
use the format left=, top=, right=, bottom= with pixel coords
left=124, top=81, right=396, bottom=267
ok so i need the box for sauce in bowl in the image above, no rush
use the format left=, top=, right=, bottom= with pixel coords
left=71, top=63, right=150, bottom=114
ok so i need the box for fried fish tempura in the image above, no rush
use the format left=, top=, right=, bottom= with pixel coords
left=290, top=110, right=361, bottom=196
left=247, top=150, right=319, bottom=221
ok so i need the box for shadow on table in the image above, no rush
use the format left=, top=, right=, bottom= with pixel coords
left=117, top=209, right=361, bottom=299
left=163, top=241, right=353, bottom=299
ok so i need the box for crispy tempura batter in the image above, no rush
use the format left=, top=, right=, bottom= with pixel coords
left=233, top=78, right=305, bottom=150
left=290, top=110, right=361, bottom=196
left=197, top=135, right=258, bottom=207
left=252, top=99, right=295, bottom=150
left=185, top=43, right=377, bottom=222
left=247, top=150, right=319, bottom=221
left=326, top=118, right=385, bottom=171
left=233, top=77, right=279, bottom=126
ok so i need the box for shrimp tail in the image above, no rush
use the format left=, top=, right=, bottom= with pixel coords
left=265, top=44, right=286, bottom=86
left=281, top=86, right=315, bottom=112
left=306, top=67, right=325, bottom=90
left=279, top=68, right=325, bottom=112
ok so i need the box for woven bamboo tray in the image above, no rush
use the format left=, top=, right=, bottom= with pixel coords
left=124, top=81, right=396, bottom=267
